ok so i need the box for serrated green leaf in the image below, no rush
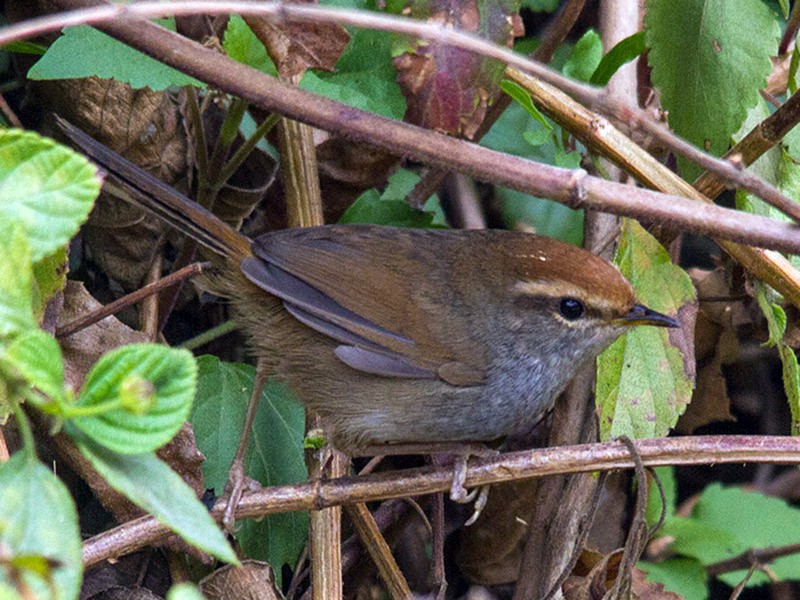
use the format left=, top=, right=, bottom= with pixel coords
left=596, top=220, right=696, bottom=440
left=2, top=329, right=64, bottom=403
left=28, top=24, right=202, bottom=89
left=645, top=0, right=779, bottom=180
left=563, top=29, right=603, bottom=83
left=590, top=32, right=646, bottom=86
left=189, top=356, right=307, bottom=585
left=74, top=436, right=237, bottom=564
left=0, top=452, right=82, bottom=600
left=0, top=129, right=100, bottom=263
left=640, top=558, right=708, bottom=600
left=224, top=15, right=403, bottom=118
left=0, top=227, right=36, bottom=339
left=74, top=344, right=197, bottom=454
left=302, top=27, right=405, bottom=119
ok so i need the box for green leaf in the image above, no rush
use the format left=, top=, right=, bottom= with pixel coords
left=0, top=227, right=36, bottom=339
left=678, top=484, right=800, bottom=587
left=381, top=168, right=446, bottom=225
left=0, top=129, right=100, bottom=262
left=645, top=0, right=779, bottom=180
left=382, top=168, right=420, bottom=200
left=501, top=80, right=553, bottom=131
left=596, top=220, right=696, bottom=440
left=645, top=466, right=677, bottom=528
left=339, top=190, right=439, bottom=227
left=167, top=583, right=207, bottom=600
left=482, top=98, right=584, bottom=243
left=74, top=436, right=237, bottom=564
left=190, top=356, right=258, bottom=494
left=521, top=0, right=559, bottom=11
left=2, top=329, right=64, bottom=403
left=755, top=283, right=800, bottom=433
left=0, top=452, right=82, bottom=600
left=28, top=24, right=202, bottom=89
left=661, top=514, right=741, bottom=563
left=74, top=344, right=197, bottom=454
left=189, top=357, right=307, bottom=585
left=303, top=28, right=405, bottom=119
left=735, top=98, right=800, bottom=271
left=640, top=558, right=708, bottom=600
left=32, top=246, right=68, bottom=322
left=590, top=32, right=646, bottom=86
left=223, top=15, right=277, bottom=75
left=4, top=41, right=47, bottom=56
left=790, top=38, right=800, bottom=95
left=563, top=29, right=603, bottom=83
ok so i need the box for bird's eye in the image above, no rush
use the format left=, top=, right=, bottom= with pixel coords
left=558, top=297, right=584, bottom=320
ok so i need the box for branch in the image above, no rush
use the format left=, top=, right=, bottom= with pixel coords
left=7, top=0, right=799, bottom=222
left=706, top=542, right=800, bottom=577
left=82, top=435, right=800, bottom=568
left=29, top=3, right=800, bottom=264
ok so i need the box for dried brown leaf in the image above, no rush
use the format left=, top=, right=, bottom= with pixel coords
left=200, top=561, right=282, bottom=600
left=39, top=77, right=192, bottom=290
left=243, top=1, right=349, bottom=79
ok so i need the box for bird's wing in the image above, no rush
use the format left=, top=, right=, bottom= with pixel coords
left=241, top=225, right=487, bottom=386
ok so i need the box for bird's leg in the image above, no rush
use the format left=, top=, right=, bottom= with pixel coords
left=222, top=358, right=270, bottom=531
left=356, top=442, right=497, bottom=525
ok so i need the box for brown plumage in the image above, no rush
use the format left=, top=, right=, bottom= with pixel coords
left=62, top=120, right=677, bottom=452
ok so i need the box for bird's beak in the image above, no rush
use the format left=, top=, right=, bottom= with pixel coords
left=617, top=304, right=680, bottom=328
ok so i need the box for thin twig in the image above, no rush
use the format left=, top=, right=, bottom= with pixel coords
left=608, top=437, right=649, bottom=599
left=343, top=503, right=413, bottom=600
left=707, top=542, right=800, bottom=577
left=56, top=262, right=208, bottom=338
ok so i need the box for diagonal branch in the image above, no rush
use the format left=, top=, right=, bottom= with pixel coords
left=7, top=1, right=799, bottom=222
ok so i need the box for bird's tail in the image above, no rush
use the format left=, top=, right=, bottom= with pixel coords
left=57, top=116, right=252, bottom=262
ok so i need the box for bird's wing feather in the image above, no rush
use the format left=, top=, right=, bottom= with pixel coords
left=241, top=226, right=487, bottom=385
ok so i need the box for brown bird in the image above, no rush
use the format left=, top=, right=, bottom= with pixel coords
left=61, top=119, right=677, bottom=515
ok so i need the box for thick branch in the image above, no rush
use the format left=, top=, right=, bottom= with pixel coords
left=10, top=1, right=799, bottom=221
left=35, top=2, right=800, bottom=267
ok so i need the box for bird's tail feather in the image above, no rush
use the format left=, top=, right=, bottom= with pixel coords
left=57, top=116, right=252, bottom=262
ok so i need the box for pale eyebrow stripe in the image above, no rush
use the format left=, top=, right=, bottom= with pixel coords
left=512, top=280, right=619, bottom=313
